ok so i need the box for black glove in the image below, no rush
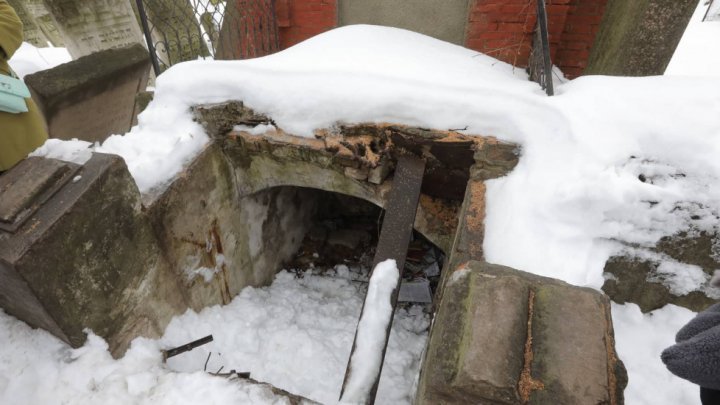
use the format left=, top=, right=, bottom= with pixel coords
left=661, top=302, right=720, bottom=390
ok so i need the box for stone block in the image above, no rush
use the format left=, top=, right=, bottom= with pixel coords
left=0, top=157, right=79, bottom=232
left=416, top=261, right=626, bottom=405
left=585, top=0, right=697, bottom=76
left=25, top=44, right=150, bottom=143
left=0, top=153, right=186, bottom=356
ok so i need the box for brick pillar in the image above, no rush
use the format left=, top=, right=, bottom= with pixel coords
left=554, top=0, right=608, bottom=78
left=464, top=0, right=608, bottom=79
left=277, top=0, right=338, bottom=49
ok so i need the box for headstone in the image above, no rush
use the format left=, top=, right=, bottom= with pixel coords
left=585, top=0, right=698, bottom=76
left=25, top=0, right=65, bottom=47
left=6, top=0, right=47, bottom=47
left=339, top=0, right=470, bottom=46
left=25, top=44, right=151, bottom=143
left=42, top=0, right=144, bottom=58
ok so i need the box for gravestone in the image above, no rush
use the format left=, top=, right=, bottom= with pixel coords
left=42, top=0, right=144, bottom=58
left=585, top=0, right=697, bottom=76
left=25, top=44, right=151, bottom=143
left=25, top=0, right=65, bottom=47
left=6, top=0, right=48, bottom=47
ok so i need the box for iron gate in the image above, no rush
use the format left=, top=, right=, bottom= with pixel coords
left=135, top=0, right=280, bottom=75
left=527, top=0, right=554, bottom=96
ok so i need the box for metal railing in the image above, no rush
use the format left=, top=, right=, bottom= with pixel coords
left=135, top=0, right=280, bottom=76
left=528, top=0, right=554, bottom=96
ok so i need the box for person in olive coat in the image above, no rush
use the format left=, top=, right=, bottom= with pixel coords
left=0, top=0, right=48, bottom=172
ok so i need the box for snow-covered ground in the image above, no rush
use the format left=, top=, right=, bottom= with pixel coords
left=666, top=0, right=720, bottom=77
left=5, top=14, right=720, bottom=405
left=8, top=42, right=71, bottom=79
left=0, top=268, right=428, bottom=405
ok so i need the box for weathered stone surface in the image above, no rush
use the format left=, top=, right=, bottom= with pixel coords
left=25, top=44, right=150, bottom=143
left=43, top=0, right=144, bottom=58
left=531, top=283, right=626, bottom=405
left=585, top=0, right=697, bottom=76
left=415, top=261, right=627, bottom=405
left=7, top=0, right=48, bottom=47
left=146, top=144, right=317, bottom=310
left=0, top=157, right=78, bottom=231
left=0, top=153, right=187, bottom=356
left=25, top=0, right=65, bottom=46
left=416, top=261, right=626, bottom=405
left=339, top=0, right=470, bottom=46
left=603, top=229, right=720, bottom=312
left=193, top=101, right=519, bottom=253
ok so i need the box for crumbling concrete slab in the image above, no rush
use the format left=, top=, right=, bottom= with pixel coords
left=416, top=261, right=627, bottom=405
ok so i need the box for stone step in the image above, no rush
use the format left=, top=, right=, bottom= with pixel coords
left=416, top=261, right=627, bottom=405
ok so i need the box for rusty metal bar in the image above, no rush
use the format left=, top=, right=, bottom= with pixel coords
left=339, top=155, right=426, bottom=405
left=163, top=334, right=213, bottom=360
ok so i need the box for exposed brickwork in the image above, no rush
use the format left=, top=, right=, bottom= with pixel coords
left=277, top=0, right=338, bottom=49
left=555, top=0, right=607, bottom=77
left=463, top=0, right=607, bottom=78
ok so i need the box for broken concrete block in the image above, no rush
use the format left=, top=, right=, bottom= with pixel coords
left=416, top=261, right=626, bottom=405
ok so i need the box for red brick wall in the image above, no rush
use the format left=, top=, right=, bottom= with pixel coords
left=464, top=0, right=607, bottom=78
left=277, top=0, right=338, bottom=49
left=554, top=0, right=606, bottom=77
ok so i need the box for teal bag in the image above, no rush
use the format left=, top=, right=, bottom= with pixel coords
left=0, top=71, right=30, bottom=114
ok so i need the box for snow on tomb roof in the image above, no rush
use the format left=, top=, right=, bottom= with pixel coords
left=30, top=24, right=720, bottom=287
left=34, top=25, right=546, bottom=193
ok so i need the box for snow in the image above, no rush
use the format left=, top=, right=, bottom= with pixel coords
left=612, top=303, right=699, bottom=405
left=0, top=268, right=428, bottom=405
left=4, top=23, right=720, bottom=404
left=7, top=42, right=71, bottom=78
left=340, top=259, right=400, bottom=403
left=666, top=0, right=720, bottom=77
left=705, top=0, right=720, bottom=21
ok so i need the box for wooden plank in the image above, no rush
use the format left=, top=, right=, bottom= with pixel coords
left=339, top=154, right=425, bottom=404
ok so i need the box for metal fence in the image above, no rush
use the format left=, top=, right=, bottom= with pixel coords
left=527, top=0, right=554, bottom=96
left=135, top=0, right=280, bottom=76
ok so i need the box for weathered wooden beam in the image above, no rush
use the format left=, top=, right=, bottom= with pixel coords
left=339, top=154, right=426, bottom=404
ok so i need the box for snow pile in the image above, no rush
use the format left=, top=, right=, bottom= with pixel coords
left=8, top=42, right=71, bottom=78
left=612, top=303, right=698, bottom=405
left=666, top=0, right=720, bottom=77
left=341, top=259, right=400, bottom=403
left=0, top=268, right=428, bottom=405
left=30, top=25, right=541, bottom=194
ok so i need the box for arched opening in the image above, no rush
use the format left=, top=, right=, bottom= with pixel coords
left=282, top=187, right=446, bottom=304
